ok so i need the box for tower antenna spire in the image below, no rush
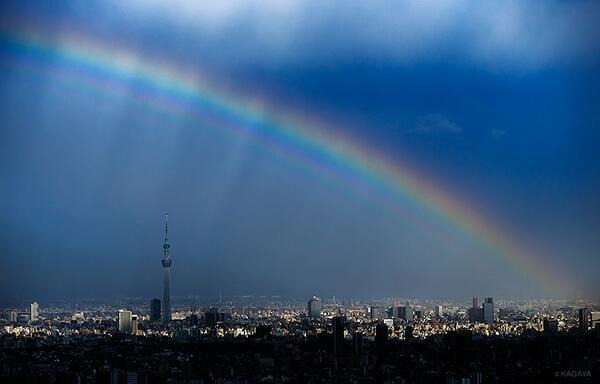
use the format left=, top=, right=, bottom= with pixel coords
left=164, top=212, right=168, bottom=240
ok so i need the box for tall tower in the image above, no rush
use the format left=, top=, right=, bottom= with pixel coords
left=161, top=213, right=172, bottom=323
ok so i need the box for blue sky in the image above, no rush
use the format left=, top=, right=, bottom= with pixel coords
left=0, top=1, right=599, bottom=302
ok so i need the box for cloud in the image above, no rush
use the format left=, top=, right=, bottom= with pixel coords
left=408, top=114, right=462, bottom=135
left=118, top=0, right=600, bottom=69
left=491, top=128, right=507, bottom=140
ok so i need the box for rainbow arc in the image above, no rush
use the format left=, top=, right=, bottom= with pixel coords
left=0, top=25, right=574, bottom=297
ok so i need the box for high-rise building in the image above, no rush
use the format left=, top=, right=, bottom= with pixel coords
left=398, top=306, right=414, bottom=322
left=131, top=315, right=139, bottom=334
left=161, top=213, right=172, bottom=323
left=435, top=305, right=443, bottom=318
left=30, top=302, right=39, bottom=322
left=118, top=310, right=133, bottom=334
left=375, top=322, right=388, bottom=354
left=370, top=306, right=387, bottom=319
left=469, top=297, right=483, bottom=323
left=591, top=311, right=600, bottom=328
left=307, top=296, right=322, bottom=318
left=332, top=316, right=345, bottom=356
left=579, top=308, right=591, bottom=330
left=9, top=310, right=17, bottom=323
left=205, top=308, right=228, bottom=327
left=482, top=297, right=494, bottom=324
left=150, top=298, right=161, bottom=322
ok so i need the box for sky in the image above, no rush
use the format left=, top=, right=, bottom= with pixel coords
left=1, top=0, right=599, bottom=303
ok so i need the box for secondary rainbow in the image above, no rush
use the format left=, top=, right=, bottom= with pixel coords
left=0, top=25, right=573, bottom=296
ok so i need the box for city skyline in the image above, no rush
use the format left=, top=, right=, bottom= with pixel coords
left=3, top=293, right=599, bottom=382
left=1, top=1, right=599, bottom=301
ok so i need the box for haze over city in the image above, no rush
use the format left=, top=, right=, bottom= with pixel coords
left=1, top=0, right=600, bottom=303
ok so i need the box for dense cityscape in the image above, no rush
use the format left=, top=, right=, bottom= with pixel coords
left=1, top=295, right=599, bottom=383
left=2, top=215, right=599, bottom=383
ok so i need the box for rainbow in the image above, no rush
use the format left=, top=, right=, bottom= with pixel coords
left=0, top=24, right=574, bottom=297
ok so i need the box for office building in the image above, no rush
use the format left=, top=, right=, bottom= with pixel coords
left=307, top=296, right=322, bottom=318
left=375, top=322, right=388, bottom=353
left=118, top=310, right=133, bottom=334
left=30, top=302, right=39, bottom=322
left=482, top=298, right=494, bottom=324
left=9, top=310, right=17, bottom=323
left=398, top=306, right=414, bottom=322
left=205, top=308, right=228, bottom=327
left=579, top=308, right=590, bottom=330
left=591, top=311, right=600, bottom=328
left=332, top=316, right=345, bottom=356
left=469, top=307, right=483, bottom=323
left=150, top=298, right=161, bottom=322
left=370, top=306, right=387, bottom=319
left=131, top=315, right=138, bottom=334
left=469, top=297, right=483, bottom=323
left=435, top=305, right=443, bottom=318
left=161, top=213, right=172, bottom=323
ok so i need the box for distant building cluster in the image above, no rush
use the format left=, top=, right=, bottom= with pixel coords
left=2, top=296, right=600, bottom=383
left=579, top=307, right=600, bottom=330
left=117, top=310, right=139, bottom=335
left=468, top=297, right=495, bottom=324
